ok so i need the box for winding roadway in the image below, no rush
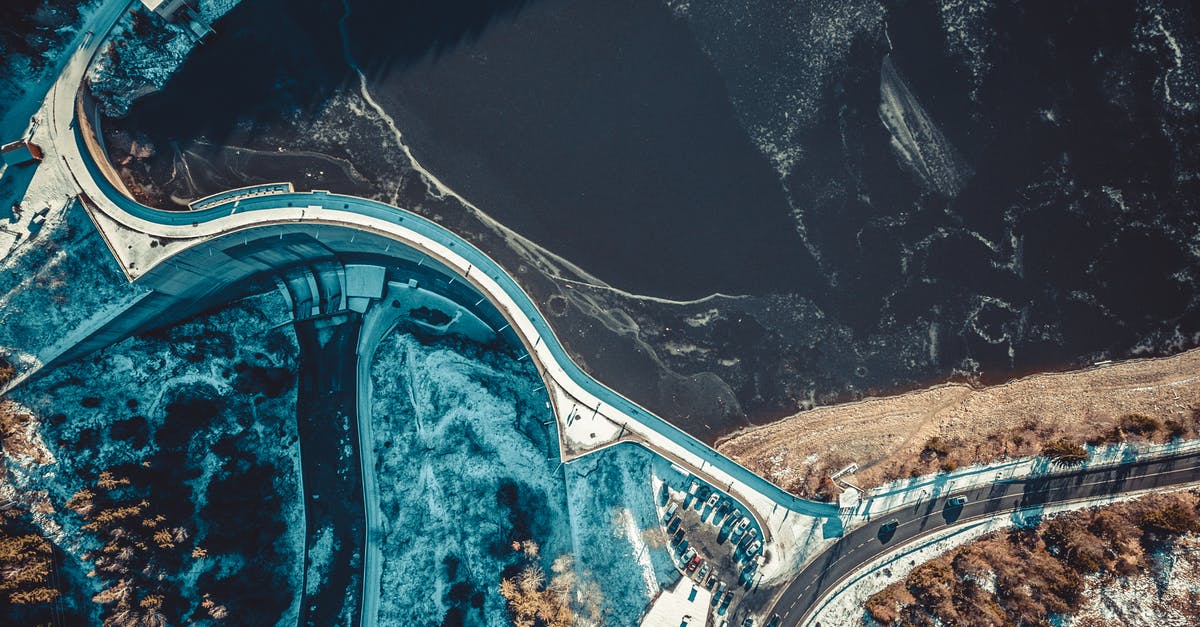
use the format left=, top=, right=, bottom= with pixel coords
left=50, top=0, right=841, bottom=522
left=774, top=451, right=1200, bottom=626
left=31, top=3, right=1200, bottom=626
left=43, top=2, right=840, bottom=624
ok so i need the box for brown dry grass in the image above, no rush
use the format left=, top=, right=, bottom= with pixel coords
left=717, top=349, right=1200, bottom=498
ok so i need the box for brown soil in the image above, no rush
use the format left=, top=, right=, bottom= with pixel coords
left=717, top=349, right=1200, bottom=497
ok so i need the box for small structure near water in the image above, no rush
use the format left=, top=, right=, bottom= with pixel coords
left=139, top=0, right=214, bottom=41
left=1, top=140, right=43, bottom=166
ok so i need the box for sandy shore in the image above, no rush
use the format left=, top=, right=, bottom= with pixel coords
left=717, top=348, right=1200, bottom=496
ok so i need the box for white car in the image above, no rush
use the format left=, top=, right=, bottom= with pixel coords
left=705, top=493, right=720, bottom=508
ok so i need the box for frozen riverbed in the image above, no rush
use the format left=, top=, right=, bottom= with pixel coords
left=369, top=330, right=679, bottom=626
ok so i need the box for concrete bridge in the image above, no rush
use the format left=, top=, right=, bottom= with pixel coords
left=26, top=3, right=1200, bottom=627
left=37, top=4, right=845, bottom=625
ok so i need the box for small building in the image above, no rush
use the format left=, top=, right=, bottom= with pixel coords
left=139, top=0, right=214, bottom=41
left=140, top=0, right=190, bottom=21
left=1, top=140, right=43, bottom=166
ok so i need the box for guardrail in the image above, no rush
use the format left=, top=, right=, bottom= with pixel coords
left=188, top=182, right=295, bottom=211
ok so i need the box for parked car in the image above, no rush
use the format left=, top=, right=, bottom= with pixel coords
left=667, top=516, right=682, bottom=534
left=664, top=502, right=678, bottom=522
left=705, top=492, right=721, bottom=509
left=682, top=547, right=697, bottom=564
left=726, top=509, right=742, bottom=528
left=714, top=581, right=727, bottom=601
left=716, top=498, right=730, bottom=518
left=718, top=591, right=734, bottom=613
left=766, top=614, right=781, bottom=627
left=745, top=540, right=762, bottom=557
left=732, top=521, right=750, bottom=542
left=706, top=571, right=719, bottom=589
left=688, top=480, right=700, bottom=496
left=687, top=554, right=703, bottom=572
left=696, top=486, right=711, bottom=509
left=679, top=540, right=690, bottom=555
left=671, top=528, right=685, bottom=546
left=696, top=562, right=710, bottom=581
left=739, top=528, right=758, bottom=548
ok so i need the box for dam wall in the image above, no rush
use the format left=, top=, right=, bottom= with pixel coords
left=51, top=221, right=511, bottom=365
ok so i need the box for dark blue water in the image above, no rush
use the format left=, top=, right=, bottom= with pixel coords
left=351, top=0, right=813, bottom=298
left=109, top=0, right=1200, bottom=428
left=115, top=0, right=812, bottom=299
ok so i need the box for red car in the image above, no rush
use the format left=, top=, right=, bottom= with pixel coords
left=686, top=554, right=703, bottom=572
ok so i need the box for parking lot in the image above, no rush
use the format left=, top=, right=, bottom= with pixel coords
left=658, top=477, right=766, bottom=624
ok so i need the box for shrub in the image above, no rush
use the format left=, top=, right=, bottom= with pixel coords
left=907, top=560, right=954, bottom=606
left=922, top=437, right=950, bottom=459
left=814, top=476, right=842, bottom=502
left=1119, top=413, right=1162, bottom=437
left=0, top=356, right=15, bottom=388
left=863, top=582, right=907, bottom=625
left=1139, top=503, right=1199, bottom=537
left=1042, top=439, right=1089, bottom=466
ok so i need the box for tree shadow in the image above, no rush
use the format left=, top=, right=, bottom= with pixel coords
left=0, top=160, right=39, bottom=222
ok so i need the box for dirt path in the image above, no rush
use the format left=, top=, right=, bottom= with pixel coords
left=718, top=349, right=1200, bottom=496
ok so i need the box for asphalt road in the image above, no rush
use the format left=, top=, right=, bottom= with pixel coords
left=294, top=315, right=365, bottom=627
left=772, top=450, right=1200, bottom=627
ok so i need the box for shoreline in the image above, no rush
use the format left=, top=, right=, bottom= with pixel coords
left=718, top=346, right=1200, bottom=496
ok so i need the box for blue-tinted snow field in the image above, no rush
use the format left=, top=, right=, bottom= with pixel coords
left=369, top=330, right=679, bottom=626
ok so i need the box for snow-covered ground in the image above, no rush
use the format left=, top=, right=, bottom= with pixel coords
left=641, top=577, right=713, bottom=627
left=368, top=330, right=679, bottom=626
left=87, top=0, right=243, bottom=117
left=0, top=0, right=104, bottom=141
left=1066, top=535, right=1200, bottom=626
left=0, top=200, right=149, bottom=389
left=5, top=291, right=303, bottom=625
left=564, top=445, right=683, bottom=624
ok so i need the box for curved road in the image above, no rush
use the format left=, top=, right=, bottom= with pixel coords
left=44, top=3, right=839, bottom=624
left=52, top=0, right=839, bottom=520
left=38, top=5, right=1200, bottom=626
left=773, top=450, right=1200, bottom=626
